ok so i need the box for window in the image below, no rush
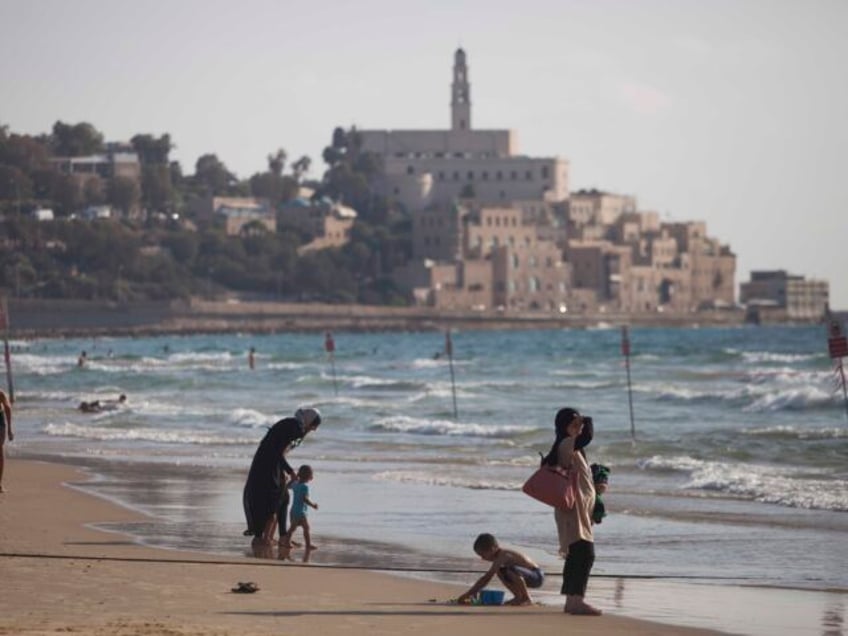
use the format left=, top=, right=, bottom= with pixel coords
left=453, top=171, right=460, bottom=181
left=407, top=165, right=414, bottom=175
left=482, top=171, right=489, bottom=181
left=525, top=170, right=533, bottom=181
left=541, top=165, right=549, bottom=179
left=467, top=171, right=474, bottom=180
left=496, top=171, right=503, bottom=181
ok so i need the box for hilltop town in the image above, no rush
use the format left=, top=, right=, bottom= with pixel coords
left=0, top=50, right=830, bottom=330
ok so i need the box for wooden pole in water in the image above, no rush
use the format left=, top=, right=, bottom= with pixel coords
left=621, top=325, right=635, bottom=441
left=446, top=329, right=458, bottom=420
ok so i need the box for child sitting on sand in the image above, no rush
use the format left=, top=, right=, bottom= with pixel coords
left=457, top=533, right=544, bottom=606
left=283, top=465, right=319, bottom=551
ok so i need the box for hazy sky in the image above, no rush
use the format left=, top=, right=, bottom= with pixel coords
left=2, top=0, right=846, bottom=308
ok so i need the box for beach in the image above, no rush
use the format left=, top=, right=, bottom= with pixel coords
left=3, top=326, right=847, bottom=635
left=0, top=459, right=734, bottom=636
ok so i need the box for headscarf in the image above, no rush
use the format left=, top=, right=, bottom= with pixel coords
left=295, top=407, right=321, bottom=429
left=541, top=407, right=593, bottom=466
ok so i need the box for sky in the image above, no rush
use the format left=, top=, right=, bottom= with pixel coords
left=2, top=0, right=847, bottom=307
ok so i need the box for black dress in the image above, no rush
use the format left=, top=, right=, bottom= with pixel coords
left=242, top=417, right=304, bottom=537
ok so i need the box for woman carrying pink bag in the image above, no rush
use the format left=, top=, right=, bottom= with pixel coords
left=539, top=408, right=602, bottom=616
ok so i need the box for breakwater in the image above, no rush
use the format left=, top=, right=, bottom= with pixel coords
left=5, top=297, right=754, bottom=337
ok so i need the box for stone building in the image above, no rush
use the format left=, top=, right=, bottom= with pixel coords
left=740, top=270, right=829, bottom=320
left=190, top=196, right=275, bottom=236
left=397, top=201, right=572, bottom=311
left=50, top=145, right=143, bottom=217
left=381, top=50, right=736, bottom=315
left=358, top=49, right=569, bottom=211
left=561, top=188, right=735, bottom=313
left=279, top=191, right=357, bottom=254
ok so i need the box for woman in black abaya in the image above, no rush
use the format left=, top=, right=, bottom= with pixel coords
left=242, top=407, right=321, bottom=545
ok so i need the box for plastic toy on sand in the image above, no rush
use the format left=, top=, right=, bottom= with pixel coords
left=479, top=589, right=505, bottom=605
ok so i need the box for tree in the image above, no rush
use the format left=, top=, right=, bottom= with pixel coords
left=0, top=165, right=33, bottom=210
left=83, top=177, right=104, bottom=206
left=107, top=176, right=141, bottom=216
left=291, top=155, right=311, bottom=182
left=51, top=121, right=104, bottom=156
left=131, top=133, right=172, bottom=164
left=51, top=174, right=83, bottom=215
left=248, top=172, right=296, bottom=207
left=193, top=154, right=236, bottom=196
left=141, top=164, right=174, bottom=212
left=0, top=132, right=51, bottom=173
left=317, top=125, right=386, bottom=222
left=267, top=149, right=287, bottom=176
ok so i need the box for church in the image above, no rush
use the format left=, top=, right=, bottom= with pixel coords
left=358, top=49, right=569, bottom=211
left=362, top=50, right=735, bottom=315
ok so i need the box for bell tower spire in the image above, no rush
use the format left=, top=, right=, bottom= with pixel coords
left=451, top=48, right=471, bottom=131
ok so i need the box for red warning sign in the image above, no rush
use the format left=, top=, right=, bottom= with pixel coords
left=324, top=331, right=335, bottom=354
left=828, top=319, right=848, bottom=359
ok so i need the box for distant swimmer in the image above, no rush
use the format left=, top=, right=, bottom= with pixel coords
left=78, top=394, right=127, bottom=414
left=78, top=400, right=101, bottom=413
left=249, top=347, right=256, bottom=370
left=77, top=351, right=88, bottom=367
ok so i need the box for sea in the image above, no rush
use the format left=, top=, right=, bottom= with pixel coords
left=7, top=324, right=848, bottom=635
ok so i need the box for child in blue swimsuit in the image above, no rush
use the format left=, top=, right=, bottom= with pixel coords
left=284, top=465, right=319, bottom=550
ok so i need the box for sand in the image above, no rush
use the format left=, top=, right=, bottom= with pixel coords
left=0, top=459, right=734, bottom=636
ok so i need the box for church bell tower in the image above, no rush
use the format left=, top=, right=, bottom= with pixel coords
left=451, top=48, right=471, bottom=131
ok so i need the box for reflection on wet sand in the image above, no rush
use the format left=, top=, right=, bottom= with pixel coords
left=821, top=597, right=844, bottom=636
left=251, top=541, right=314, bottom=563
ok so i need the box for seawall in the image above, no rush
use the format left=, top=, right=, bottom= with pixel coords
left=4, top=297, right=754, bottom=338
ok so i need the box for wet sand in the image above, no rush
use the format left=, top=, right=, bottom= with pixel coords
left=0, top=458, right=738, bottom=636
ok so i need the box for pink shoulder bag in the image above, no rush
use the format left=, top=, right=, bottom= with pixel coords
left=521, top=464, right=577, bottom=510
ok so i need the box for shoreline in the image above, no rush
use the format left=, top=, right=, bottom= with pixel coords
left=3, top=297, right=791, bottom=340
left=4, top=454, right=847, bottom=636
left=0, top=457, right=736, bottom=636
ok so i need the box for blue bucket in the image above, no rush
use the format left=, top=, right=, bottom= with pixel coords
left=479, top=589, right=505, bottom=605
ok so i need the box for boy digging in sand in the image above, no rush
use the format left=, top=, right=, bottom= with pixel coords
left=457, top=533, right=544, bottom=606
